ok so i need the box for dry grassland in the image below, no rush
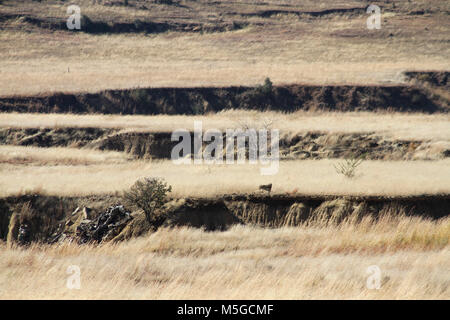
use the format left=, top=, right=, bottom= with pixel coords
left=0, top=145, right=131, bottom=165
left=0, top=215, right=449, bottom=299
left=0, top=0, right=448, bottom=96
left=0, top=1, right=448, bottom=301
left=3, top=30, right=445, bottom=96
left=1, top=159, right=449, bottom=197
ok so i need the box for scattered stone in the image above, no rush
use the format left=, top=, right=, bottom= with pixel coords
left=76, top=205, right=132, bottom=244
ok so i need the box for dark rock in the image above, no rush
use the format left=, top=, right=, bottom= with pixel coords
left=76, top=205, right=132, bottom=243
left=18, top=223, right=31, bottom=245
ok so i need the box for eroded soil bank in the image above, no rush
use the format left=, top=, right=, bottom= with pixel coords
left=1, top=194, right=448, bottom=246
left=1, top=127, right=448, bottom=160
left=0, top=13, right=247, bottom=34
left=1, top=82, right=448, bottom=114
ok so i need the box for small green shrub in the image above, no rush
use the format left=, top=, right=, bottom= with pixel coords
left=259, top=77, right=273, bottom=95
left=238, top=77, right=274, bottom=110
left=123, top=177, right=172, bottom=223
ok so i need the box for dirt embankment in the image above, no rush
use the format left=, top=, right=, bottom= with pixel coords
left=404, top=71, right=449, bottom=88
left=1, top=194, right=449, bottom=245
left=234, top=6, right=367, bottom=18
left=0, top=83, right=447, bottom=114
left=0, top=14, right=246, bottom=34
left=1, top=127, right=448, bottom=161
left=0, top=127, right=114, bottom=148
left=0, top=4, right=390, bottom=35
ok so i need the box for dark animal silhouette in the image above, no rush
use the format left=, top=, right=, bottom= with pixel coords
left=259, top=183, right=272, bottom=194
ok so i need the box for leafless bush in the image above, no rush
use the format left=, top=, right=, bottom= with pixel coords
left=334, top=157, right=363, bottom=178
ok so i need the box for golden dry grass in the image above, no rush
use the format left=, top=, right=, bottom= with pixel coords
left=0, top=0, right=448, bottom=96
left=1, top=31, right=447, bottom=96
left=1, top=159, right=449, bottom=197
left=0, top=1, right=448, bottom=301
left=1, top=111, right=450, bottom=141
left=0, top=214, right=449, bottom=299
left=0, top=145, right=131, bottom=165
